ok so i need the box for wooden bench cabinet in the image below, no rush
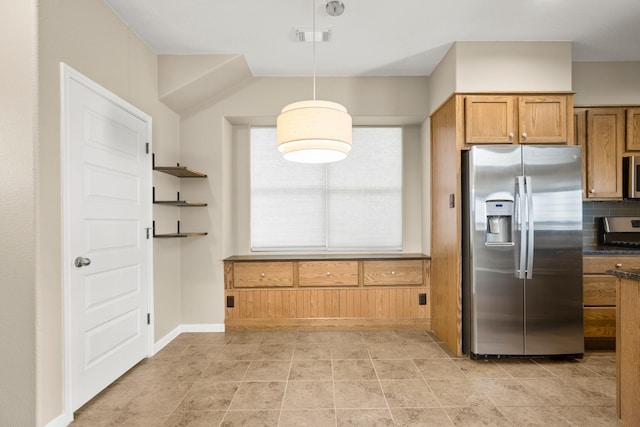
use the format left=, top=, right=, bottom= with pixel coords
left=223, top=254, right=430, bottom=331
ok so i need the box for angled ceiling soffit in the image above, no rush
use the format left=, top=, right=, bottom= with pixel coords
left=158, top=54, right=253, bottom=114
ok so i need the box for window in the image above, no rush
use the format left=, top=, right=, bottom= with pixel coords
left=250, top=127, right=402, bottom=251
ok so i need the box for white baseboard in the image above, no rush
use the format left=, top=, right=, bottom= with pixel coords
left=43, top=412, right=72, bottom=427
left=152, top=323, right=225, bottom=355
left=181, top=323, right=226, bottom=333
left=152, top=325, right=182, bottom=355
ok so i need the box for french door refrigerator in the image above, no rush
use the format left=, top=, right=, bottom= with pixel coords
left=462, top=145, right=584, bottom=358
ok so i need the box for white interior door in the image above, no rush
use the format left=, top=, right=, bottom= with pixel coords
left=62, top=65, right=153, bottom=412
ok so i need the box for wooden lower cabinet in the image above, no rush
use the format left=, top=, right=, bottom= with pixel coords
left=616, top=276, right=640, bottom=425
left=583, top=255, right=640, bottom=349
left=224, top=255, right=430, bottom=331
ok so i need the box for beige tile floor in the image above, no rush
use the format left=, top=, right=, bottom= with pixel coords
left=72, top=330, right=619, bottom=426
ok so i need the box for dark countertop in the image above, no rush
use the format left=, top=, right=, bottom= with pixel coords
left=583, top=246, right=640, bottom=256
left=606, top=268, right=640, bottom=280
left=224, top=253, right=430, bottom=262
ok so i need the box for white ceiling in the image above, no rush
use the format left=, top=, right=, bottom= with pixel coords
left=104, top=0, right=640, bottom=77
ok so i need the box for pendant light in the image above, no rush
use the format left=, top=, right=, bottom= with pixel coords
left=276, top=0, right=352, bottom=163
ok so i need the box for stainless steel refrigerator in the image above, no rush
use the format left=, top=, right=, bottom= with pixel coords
left=462, top=145, right=584, bottom=358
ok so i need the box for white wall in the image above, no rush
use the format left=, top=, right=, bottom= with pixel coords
left=37, top=0, right=182, bottom=423
left=455, top=41, right=572, bottom=92
left=573, top=61, right=640, bottom=106
left=0, top=1, right=37, bottom=425
left=179, top=76, right=430, bottom=324
left=429, top=41, right=573, bottom=113
left=428, top=43, right=457, bottom=113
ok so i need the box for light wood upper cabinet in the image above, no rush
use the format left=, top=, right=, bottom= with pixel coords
left=626, top=108, right=640, bottom=151
left=465, top=96, right=517, bottom=144
left=518, top=96, right=568, bottom=143
left=465, top=95, right=570, bottom=145
left=580, top=108, right=625, bottom=198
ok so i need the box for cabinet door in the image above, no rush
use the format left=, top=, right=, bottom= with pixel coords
left=626, top=108, right=640, bottom=151
left=583, top=307, right=616, bottom=338
left=518, top=96, right=568, bottom=143
left=464, top=96, right=517, bottom=144
left=583, top=274, right=617, bottom=306
left=585, top=108, right=625, bottom=198
left=574, top=109, right=587, bottom=198
left=618, top=277, right=640, bottom=423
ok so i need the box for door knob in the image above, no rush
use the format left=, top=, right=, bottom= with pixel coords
left=74, top=257, right=91, bottom=268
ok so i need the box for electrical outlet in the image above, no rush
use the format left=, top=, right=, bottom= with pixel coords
left=419, top=293, right=427, bottom=305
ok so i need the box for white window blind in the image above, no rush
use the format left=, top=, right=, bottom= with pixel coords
left=250, top=127, right=402, bottom=251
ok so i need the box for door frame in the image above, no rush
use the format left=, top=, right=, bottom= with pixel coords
left=60, top=63, right=154, bottom=419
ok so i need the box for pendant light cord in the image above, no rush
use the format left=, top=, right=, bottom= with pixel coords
left=312, top=0, right=316, bottom=100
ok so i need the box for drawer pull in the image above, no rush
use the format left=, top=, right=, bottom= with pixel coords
left=326, top=272, right=331, bottom=277
left=260, top=272, right=266, bottom=277
left=391, top=271, right=396, bottom=276
left=616, top=263, right=622, bottom=268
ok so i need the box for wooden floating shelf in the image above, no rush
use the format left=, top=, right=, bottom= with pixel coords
left=152, top=154, right=207, bottom=178
left=153, top=232, right=208, bottom=238
left=153, top=201, right=208, bottom=207
left=152, top=188, right=207, bottom=207
left=152, top=221, right=207, bottom=239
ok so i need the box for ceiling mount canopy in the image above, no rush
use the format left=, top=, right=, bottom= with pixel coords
left=326, top=0, right=346, bottom=16
left=276, top=0, right=352, bottom=164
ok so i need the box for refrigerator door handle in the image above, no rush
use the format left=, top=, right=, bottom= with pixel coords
left=516, top=176, right=527, bottom=279
left=525, top=176, right=535, bottom=279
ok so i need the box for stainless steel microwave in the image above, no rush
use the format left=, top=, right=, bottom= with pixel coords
left=623, top=156, right=640, bottom=199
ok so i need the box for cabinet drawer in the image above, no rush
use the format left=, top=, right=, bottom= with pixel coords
left=583, top=307, right=616, bottom=338
left=232, top=262, right=294, bottom=288
left=298, top=261, right=358, bottom=287
left=583, top=275, right=617, bottom=306
left=583, top=256, right=640, bottom=274
left=363, top=260, right=423, bottom=286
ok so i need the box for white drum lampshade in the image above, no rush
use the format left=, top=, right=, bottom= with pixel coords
left=277, top=99, right=352, bottom=163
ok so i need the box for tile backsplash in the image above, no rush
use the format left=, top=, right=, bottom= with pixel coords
left=583, top=200, right=640, bottom=248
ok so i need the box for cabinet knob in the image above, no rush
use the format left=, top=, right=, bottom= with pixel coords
left=508, top=132, right=514, bottom=141
left=616, top=263, right=623, bottom=268
left=326, top=272, right=331, bottom=277
left=391, top=271, right=396, bottom=276
left=589, top=189, right=595, bottom=194
left=260, top=272, right=265, bottom=278
left=521, top=132, right=527, bottom=141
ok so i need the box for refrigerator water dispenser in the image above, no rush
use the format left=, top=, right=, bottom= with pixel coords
left=485, top=200, right=513, bottom=245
